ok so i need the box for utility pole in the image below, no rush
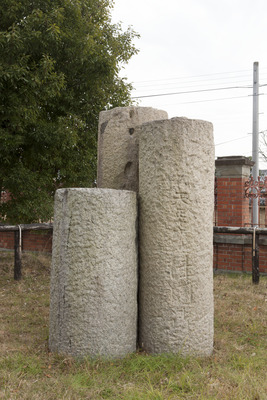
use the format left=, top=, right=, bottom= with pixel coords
left=252, top=61, right=259, bottom=227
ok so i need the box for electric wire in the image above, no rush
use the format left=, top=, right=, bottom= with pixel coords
left=129, top=69, right=267, bottom=162
left=135, top=76, right=256, bottom=89
left=171, top=95, right=250, bottom=105
left=134, top=79, right=257, bottom=93
left=132, top=68, right=267, bottom=84
left=134, top=74, right=267, bottom=90
left=215, top=135, right=250, bottom=146
left=132, top=85, right=253, bottom=99
left=132, top=68, right=258, bottom=84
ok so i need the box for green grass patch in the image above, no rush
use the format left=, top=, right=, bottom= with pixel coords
left=0, top=251, right=266, bottom=399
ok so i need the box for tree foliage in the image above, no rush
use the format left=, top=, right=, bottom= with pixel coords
left=0, top=0, right=138, bottom=223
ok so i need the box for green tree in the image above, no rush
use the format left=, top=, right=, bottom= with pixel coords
left=0, top=0, right=138, bottom=223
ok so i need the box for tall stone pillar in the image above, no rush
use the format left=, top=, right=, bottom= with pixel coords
left=49, top=188, right=137, bottom=358
left=97, top=106, right=168, bottom=191
left=138, top=117, right=214, bottom=356
left=215, top=156, right=254, bottom=227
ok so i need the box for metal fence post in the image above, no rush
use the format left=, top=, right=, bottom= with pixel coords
left=14, top=226, right=22, bottom=280
left=252, top=228, right=260, bottom=284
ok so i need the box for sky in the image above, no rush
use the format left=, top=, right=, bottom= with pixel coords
left=111, top=0, right=267, bottom=169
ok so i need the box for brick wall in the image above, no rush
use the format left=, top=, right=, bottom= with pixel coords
left=0, top=230, right=52, bottom=253
left=216, top=177, right=251, bottom=227
left=213, top=235, right=267, bottom=274
left=0, top=231, right=14, bottom=250
left=22, top=230, right=52, bottom=252
left=215, top=156, right=253, bottom=227
left=213, top=242, right=267, bottom=274
left=1, top=229, right=265, bottom=274
left=213, top=156, right=267, bottom=274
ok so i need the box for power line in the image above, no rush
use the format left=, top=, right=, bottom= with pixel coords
left=135, top=76, right=253, bottom=89
left=131, top=67, right=267, bottom=85
left=134, top=74, right=267, bottom=90
left=134, top=78, right=256, bottom=93
left=132, top=85, right=252, bottom=99
left=215, top=135, right=249, bottom=146
left=166, top=95, right=250, bottom=105
left=132, top=69, right=253, bottom=84
left=162, top=92, right=267, bottom=106
left=215, top=131, right=267, bottom=152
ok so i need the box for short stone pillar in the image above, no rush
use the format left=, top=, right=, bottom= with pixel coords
left=49, top=188, right=137, bottom=358
left=138, top=117, right=214, bottom=356
left=97, top=106, right=168, bottom=191
left=215, top=156, right=254, bottom=227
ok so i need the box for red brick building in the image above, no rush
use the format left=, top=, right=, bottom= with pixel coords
left=214, top=156, right=267, bottom=274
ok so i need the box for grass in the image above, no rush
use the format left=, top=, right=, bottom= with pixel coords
left=0, top=251, right=266, bottom=399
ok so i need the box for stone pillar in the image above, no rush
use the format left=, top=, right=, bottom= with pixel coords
left=215, top=156, right=254, bottom=227
left=97, top=106, right=168, bottom=191
left=49, top=188, right=137, bottom=358
left=138, top=117, right=214, bottom=356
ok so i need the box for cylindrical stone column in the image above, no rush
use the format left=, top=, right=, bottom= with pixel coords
left=138, top=117, right=214, bottom=356
left=49, top=188, right=137, bottom=358
left=97, top=106, right=168, bottom=191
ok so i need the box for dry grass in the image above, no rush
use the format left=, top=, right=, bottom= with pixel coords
left=0, top=251, right=266, bottom=399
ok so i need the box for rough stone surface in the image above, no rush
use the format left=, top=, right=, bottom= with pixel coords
left=49, top=188, right=137, bottom=358
left=138, top=117, right=214, bottom=356
left=97, top=106, right=168, bottom=191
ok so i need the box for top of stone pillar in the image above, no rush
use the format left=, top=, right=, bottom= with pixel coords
left=215, top=156, right=254, bottom=178
left=97, top=106, right=168, bottom=191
